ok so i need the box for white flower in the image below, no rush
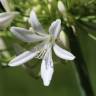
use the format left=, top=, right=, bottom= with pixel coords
left=8, top=10, right=75, bottom=86
left=0, top=0, right=19, bottom=28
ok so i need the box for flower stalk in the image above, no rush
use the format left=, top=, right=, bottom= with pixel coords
left=64, top=26, right=94, bottom=96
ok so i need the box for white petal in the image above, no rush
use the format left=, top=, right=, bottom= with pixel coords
left=53, top=44, right=75, bottom=60
left=0, top=0, right=10, bottom=12
left=0, top=12, right=19, bottom=28
left=28, top=10, right=46, bottom=36
left=41, top=50, right=54, bottom=86
left=10, top=27, right=46, bottom=43
left=49, top=19, right=61, bottom=39
left=8, top=50, right=39, bottom=67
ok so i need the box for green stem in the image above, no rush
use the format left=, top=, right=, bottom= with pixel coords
left=65, top=26, right=94, bottom=96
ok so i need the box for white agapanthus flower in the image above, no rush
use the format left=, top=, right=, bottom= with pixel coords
left=0, top=0, right=19, bottom=28
left=8, top=10, right=75, bottom=86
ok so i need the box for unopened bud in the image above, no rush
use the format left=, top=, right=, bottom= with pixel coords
left=33, top=4, right=41, bottom=13
left=48, top=0, right=52, bottom=3
left=48, top=4, right=51, bottom=12
left=59, top=30, right=69, bottom=49
left=58, top=1, right=66, bottom=14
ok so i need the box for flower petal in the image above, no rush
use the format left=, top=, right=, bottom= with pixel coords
left=0, top=12, right=19, bottom=28
left=41, top=49, right=54, bottom=86
left=8, top=50, right=39, bottom=67
left=0, top=0, right=10, bottom=11
left=49, top=19, right=61, bottom=39
left=53, top=44, right=75, bottom=60
left=28, top=10, right=46, bottom=36
left=10, top=27, right=47, bottom=43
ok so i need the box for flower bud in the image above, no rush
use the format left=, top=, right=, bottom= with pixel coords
left=59, top=30, right=69, bottom=49
left=48, top=0, right=52, bottom=3
left=33, top=4, right=41, bottom=13
left=58, top=1, right=66, bottom=14
left=48, top=4, right=51, bottom=12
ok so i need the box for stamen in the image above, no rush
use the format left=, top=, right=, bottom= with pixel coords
left=35, top=48, right=47, bottom=59
left=35, top=44, right=49, bottom=59
left=33, top=38, right=51, bottom=59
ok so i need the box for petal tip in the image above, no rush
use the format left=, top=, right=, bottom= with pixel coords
left=8, top=62, right=16, bottom=67
left=43, top=82, right=50, bottom=86
left=8, top=60, right=23, bottom=67
left=29, top=9, right=36, bottom=19
left=10, top=26, right=15, bottom=32
left=71, top=55, right=76, bottom=60
left=56, top=19, right=61, bottom=24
